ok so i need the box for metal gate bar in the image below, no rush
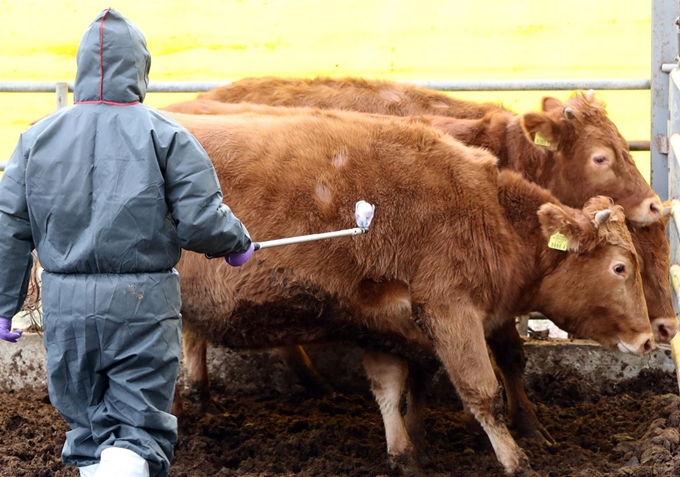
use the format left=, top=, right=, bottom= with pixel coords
left=0, top=73, right=665, bottom=173
left=0, top=78, right=657, bottom=93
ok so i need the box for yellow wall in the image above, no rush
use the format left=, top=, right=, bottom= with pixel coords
left=0, top=0, right=652, bottom=179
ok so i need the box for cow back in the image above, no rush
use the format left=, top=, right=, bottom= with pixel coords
left=199, top=76, right=504, bottom=120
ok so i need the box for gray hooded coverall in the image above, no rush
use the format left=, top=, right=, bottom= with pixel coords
left=0, top=8, right=251, bottom=477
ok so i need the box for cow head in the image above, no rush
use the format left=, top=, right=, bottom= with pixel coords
left=520, top=92, right=662, bottom=225
left=535, top=196, right=654, bottom=355
left=630, top=214, right=678, bottom=343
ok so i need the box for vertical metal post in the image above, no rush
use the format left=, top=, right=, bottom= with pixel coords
left=651, top=0, right=678, bottom=200
left=56, top=82, right=68, bottom=109
left=667, top=2, right=680, bottom=393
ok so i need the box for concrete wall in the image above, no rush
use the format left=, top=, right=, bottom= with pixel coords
left=2, top=334, right=674, bottom=395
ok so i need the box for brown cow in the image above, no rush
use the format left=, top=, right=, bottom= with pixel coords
left=168, top=111, right=654, bottom=475
left=199, top=76, right=503, bottom=119
left=200, top=78, right=662, bottom=225
left=161, top=98, right=676, bottom=447
left=183, top=87, right=676, bottom=361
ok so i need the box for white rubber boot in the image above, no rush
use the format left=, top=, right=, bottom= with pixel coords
left=92, top=447, right=149, bottom=477
left=79, top=463, right=99, bottom=477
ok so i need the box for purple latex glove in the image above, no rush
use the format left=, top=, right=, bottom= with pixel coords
left=225, top=243, right=255, bottom=267
left=0, top=317, right=22, bottom=343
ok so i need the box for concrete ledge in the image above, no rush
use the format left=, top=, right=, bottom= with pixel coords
left=2, top=334, right=674, bottom=394
left=0, top=333, right=46, bottom=391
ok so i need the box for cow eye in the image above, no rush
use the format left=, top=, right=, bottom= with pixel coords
left=593, top=156, right=607, bottom=164
left=613, top=263, right=626, bottom=276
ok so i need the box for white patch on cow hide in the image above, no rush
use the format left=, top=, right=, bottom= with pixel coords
left=332, top=150, right=348, bottom=168
left=315, top=181, right=332, bottom=204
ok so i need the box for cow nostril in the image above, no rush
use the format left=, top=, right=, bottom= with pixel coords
left=643, top=338, right=654, bottom=354
left=658, top=324, right=669, bottom=342
left=650, top=202, right=661, bottom=215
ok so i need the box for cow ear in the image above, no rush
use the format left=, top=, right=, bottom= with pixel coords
left=542, top=97, right=564, bottom=112
left=537, top=203, right=587, bottom=252
left=520, top=112, right=558, bottom=150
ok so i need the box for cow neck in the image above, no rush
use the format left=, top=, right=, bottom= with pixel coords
left=451, top=111, right=512, bottom=168
left=483, top=110, right=513, bottom=167
left=504, top=118, right=558, bottom=187
left=496, top=171, right=567, bottom=315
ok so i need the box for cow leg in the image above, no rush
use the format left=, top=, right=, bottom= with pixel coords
left=171, top=383, right=191, bottom=434
left=362, top=350, right=420, bottom=476
left=427, top=306, right=532, bottom=476
left=404, top=359, right=437, bottom=466
left=181, top=329, right=218, bottom=414
left=171, top=382, right=183, bottom=418
left=486, top=320, right=556, bottom=446
left=275, top=345, right=334, bottom=395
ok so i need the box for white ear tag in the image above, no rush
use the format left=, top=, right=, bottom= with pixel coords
left=548, top=232, right=568, bottom=251
left=534, top=132, right=551, bottom=147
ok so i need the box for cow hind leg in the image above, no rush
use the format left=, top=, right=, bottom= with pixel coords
left=427, top=305, right=534, bottom=476
left=181, top=329, right=220, bottom=414
left=487, top=320, right=556, bottom=446
left=404, top=359, right=437, bottom=466
left=275, top=345, right=335, bottom=395
left=362, top=350, right=421, bottom=477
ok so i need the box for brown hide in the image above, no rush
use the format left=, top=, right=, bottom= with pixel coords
left=168, top=110, right=652, bottom=362
left=160, top=98, right=675, bottom=342
left=199, top=76, right=503, bottom=119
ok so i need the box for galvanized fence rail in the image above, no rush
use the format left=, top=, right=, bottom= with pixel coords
left=0, top=74, right=672, bottom=173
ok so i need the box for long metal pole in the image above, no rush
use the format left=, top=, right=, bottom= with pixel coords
left=253, top=227, right=368, bottom=250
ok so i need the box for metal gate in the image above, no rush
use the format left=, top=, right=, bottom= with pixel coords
left=657, top=0, right=680, bottom=388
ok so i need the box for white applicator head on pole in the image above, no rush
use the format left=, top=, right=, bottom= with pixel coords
left=355, top=200, right=375, bottom=228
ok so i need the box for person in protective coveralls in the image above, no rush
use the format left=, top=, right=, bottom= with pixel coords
left=0, top=8, right=255, bottom=477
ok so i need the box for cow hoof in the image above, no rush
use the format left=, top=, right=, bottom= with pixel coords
left=182, top=387, right=224, bottom=415
left=415, top=446, right=430, bottom=468
left=505, top=449, right=538, bottom=477
left=405, top=426, right=429, bottom=466
left=294, top=372, right=335, bottom=397
left=201, top=398, right=226, bottom=415
left=388, top=448, right=422, bottom=477
left=510, top=408, right=557, bottom=447
left=512, top=466, right=540, bottom=477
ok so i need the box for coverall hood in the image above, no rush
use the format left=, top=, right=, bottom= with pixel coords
left=74, top=8, right=150, bottom=103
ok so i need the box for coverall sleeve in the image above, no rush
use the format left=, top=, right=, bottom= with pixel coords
left=162, top=127, right=251, bottom=256
left=0, top=137, right=35, bottom=318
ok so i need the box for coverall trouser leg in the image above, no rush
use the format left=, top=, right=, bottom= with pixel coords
left=44, top=310, right=181, bottom=477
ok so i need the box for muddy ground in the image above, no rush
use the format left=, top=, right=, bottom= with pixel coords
left=0, top=350, right=678, bottom=477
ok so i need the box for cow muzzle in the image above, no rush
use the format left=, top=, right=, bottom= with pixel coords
left=617, top=332, right=655, bottom=356
left=627, top=195, right=663, bottom=225
left=650, top=316, right=679, bottom=344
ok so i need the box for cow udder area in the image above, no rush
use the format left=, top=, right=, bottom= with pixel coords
left=0, top=368, right=678, bottom=476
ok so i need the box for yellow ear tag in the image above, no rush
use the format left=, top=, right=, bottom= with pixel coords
left=534, top=132, right=551, bottom=147
left=548, top=232, right=568, bottom=251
